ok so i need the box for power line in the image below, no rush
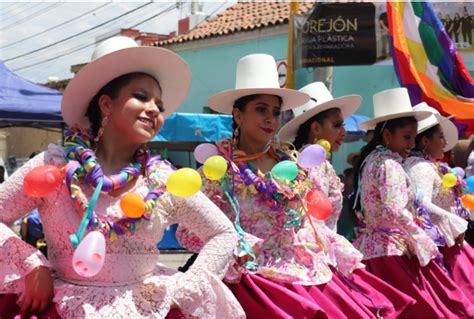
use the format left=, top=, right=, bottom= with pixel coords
left=0, top=3, right=111, bottom=49
left=11, top=3, right=178, bottom=74
left=0, top=2, right=44, bottom=27
left=0, top=3, right=62, bottom=32
left=4, top=2, right=153, bottom=63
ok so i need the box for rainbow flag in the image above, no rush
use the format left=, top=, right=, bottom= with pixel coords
left=388, top=1, right=474, bottom=134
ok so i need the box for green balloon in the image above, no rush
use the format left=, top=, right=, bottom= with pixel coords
left=271, top=160, right=299, bottom=182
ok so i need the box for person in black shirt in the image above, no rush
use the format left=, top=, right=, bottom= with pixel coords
left=461, top=11, right=472, bottom=46
left=453, top=13, right=462, bottom=43
left=378, top=11, right=390, bottom=59
left=445, top=14, right=454, bottom=39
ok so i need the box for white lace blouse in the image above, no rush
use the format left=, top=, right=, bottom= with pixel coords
left=0, top=144, right=245, bottom=318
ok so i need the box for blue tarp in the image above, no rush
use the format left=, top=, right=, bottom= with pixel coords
left=153, top=112, right=233, bottom=142
left=344, top=114, right=369, bottom=135
left=153, top=112, right=368, bottom=143
left=0, top=61, right=63, bottom=127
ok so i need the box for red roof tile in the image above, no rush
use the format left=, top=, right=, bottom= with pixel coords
left=157, top=1, right=315, bottom=45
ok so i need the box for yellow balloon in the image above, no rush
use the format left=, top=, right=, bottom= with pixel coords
left=442, top=173, right=457, bottom=188
left=166, top=168, right=202, bottom=197
left=203, top=155, right=228, bottom=180
left=120, top=192, right=145, bottom=218
left=316, top=139, right=331, bottom=158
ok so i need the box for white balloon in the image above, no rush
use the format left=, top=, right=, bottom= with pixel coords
left=194, top=143, right=219, bottom=164
left=72, top=231, right=106, bottom=277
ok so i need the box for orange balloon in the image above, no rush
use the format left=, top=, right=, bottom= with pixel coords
left=305, top=189, right=332, bottom=220
left=24, top=165, right=62, bottom=197
left=461, top=194, right=474, bottom=210
left=120, top=192, right=145, bottom=218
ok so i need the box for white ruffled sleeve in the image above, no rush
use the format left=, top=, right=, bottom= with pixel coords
left=152, top=160, right=243, bottom=318
left=406, top=161, right=467, bottom=247
left=0, top=151, right=54, bottom=292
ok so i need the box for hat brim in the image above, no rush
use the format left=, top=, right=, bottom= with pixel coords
left=278, top=95, right=362, bottom=143
left=419, top=115, right=458, bottom=151
left=208, top=88, right=309, bottom=114
left=62, top=46, right=191, bottom=128
left=358, top=110, right=432, bottom=130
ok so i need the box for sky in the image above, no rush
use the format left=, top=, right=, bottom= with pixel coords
left=0, top=1, right=235, bottom=84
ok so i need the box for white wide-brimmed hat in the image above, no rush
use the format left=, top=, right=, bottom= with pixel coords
left=358, top=88, right=432, bottom=130
left=208, top=54, right=309, bottom=114
left=61, top=36, right=191, bottom=127
left=278, top=82, right=362, bottom=142
left=413, top=102, right=458, bottom=151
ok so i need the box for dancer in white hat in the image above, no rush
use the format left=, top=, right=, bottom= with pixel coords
left=351, top=88, right=474, bottom=318
left=279, top=82, right=418, bottom=318
left=0, top=36, right=245, bottom=318
left=403, top=103, right=473, bottom=299
left=177, top=54, right=409, bottom=318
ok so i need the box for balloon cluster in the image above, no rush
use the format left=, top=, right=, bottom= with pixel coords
left=462, top=175, right=474, bottom=210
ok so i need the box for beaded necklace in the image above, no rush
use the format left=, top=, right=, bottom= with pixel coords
left=63, top=126, right=167, bottom=248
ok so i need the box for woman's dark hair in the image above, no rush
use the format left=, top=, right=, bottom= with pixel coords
left=85, top=72, right=160, bottom=138
left=351, top=116, right=417, bottom=212
left=414, top=124, right=440, bottom=151
left=292, top=108, right=339, bottom=150
left=231, top=94, right=283, bottom=136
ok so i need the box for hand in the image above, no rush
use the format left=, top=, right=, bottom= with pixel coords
left=21, top=266, right=54, bottom=316
left=455, top=233, right=465, bottom=247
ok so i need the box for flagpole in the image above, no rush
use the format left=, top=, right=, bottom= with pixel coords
left=287, top=1, right=298, bottom=89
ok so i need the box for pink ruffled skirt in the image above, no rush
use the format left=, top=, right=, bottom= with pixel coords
left=363, top=255, right=474, bottom=319
left=226, top=270, right=413, bottom=319
left=0, top=294, right=186, bottom=319
left=440, top=242, right=474, bottom=298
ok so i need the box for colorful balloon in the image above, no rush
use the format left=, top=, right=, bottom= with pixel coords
left=194, top=143, right=219, bottom=164
left=442, top=173, right=457, bottom=188
left=203, top=155, right=228, bottom=180
left=72, top=231, right=106, bottom=277
left=466, top=176, right=474, bottom=193
left=315, top=139, right=331, bottom=157
left=305, top=189, right=332, bottom=220
left=271, top=160, right=299, bottom=182
left=297, top=144, right=326, bottom=169
left=24, top=165, right=62, bottom=197
left=461, top=194, right=474, bottom=210
left=120, top=192, right=145, bottom=218
left=166, top=168, right=202, bottom=197
left=452, top=167, right=465, bottom=179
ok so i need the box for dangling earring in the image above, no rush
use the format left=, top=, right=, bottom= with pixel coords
left=234, top=126, right=240, bottom=138
left=94, top=115, right=109, bottom=143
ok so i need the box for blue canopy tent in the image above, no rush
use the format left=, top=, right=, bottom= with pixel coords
left=0, top=61, right=63, bottom=128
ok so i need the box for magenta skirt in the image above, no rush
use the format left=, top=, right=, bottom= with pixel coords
left=440, top=243, right=474, bottom=298
left=340, top=268, right=415, bottom=318
left=0, top=294, right=186, bottom=319
left=363, top=255, right=474, bottom=319
left=226, top=271, right=411, bottom=319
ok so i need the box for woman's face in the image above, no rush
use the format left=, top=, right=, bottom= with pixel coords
left=311, top=108, right=346, bottom=152
left=383, top=123, right=418, bottom=158
left=422, top=125, right=446, bottom=160
left=233, top=94, right=282, bottom=147
left=102, top=74, right=164, bottom=145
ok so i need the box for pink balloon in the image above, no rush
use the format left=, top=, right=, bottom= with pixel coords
left=194, top=143, right=219, bottom=164
left=72, top=231, right=106, bottom=277
left=297, top=144, right=326, bottom=169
